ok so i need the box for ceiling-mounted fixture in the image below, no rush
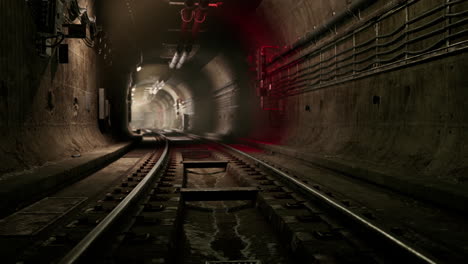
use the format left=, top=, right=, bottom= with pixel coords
left=169, top=0, right=211, bottom=70
left=169, top=45, right=192, bottom=69
left=169, top=0, right=196, bottom=69
left=169, top=47, right=182, bottom=69
left=146, top=81, right=166, bottom=95
left=176, top=51, right=188, bottom=69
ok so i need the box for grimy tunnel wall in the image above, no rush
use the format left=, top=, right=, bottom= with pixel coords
left=0, top=0, right=114, bottom=174
left=194, top=0, right=468, bottom=209
left=1, top=0, right=468, bottom=210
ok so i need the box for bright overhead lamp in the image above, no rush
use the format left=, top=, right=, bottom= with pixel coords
left=136, top=66, right=142, bottom=72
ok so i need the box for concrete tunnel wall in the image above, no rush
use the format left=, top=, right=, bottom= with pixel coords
left=256, top=0, right=468, bottom=187
left=184, top=0, right=468, bottom=204
left=1, top=0, right=468, bottom=207
left=0, top=0, right=114, bottom=175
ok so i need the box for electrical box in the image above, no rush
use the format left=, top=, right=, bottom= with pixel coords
left=63, top=24, right=87, bottom=38
left=58, top=44, right=68, bottom=63
left=27, top=0, right=65, bottom=57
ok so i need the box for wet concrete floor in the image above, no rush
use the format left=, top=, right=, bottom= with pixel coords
left=177, top=166, right=294, bottom=264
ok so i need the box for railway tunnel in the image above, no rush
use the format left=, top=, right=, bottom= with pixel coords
left=1, top=0, right=468, bottom=263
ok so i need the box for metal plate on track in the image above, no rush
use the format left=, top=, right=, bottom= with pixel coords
left=183, top=161, right=228, bottom=169
left=181, top=187, right=258, bottom=201
left=0, top=197, right=86, bottom=236
left=206, top=261, right=261, bottom=264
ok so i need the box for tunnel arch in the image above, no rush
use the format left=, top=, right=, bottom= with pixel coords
left=2, top=0, right=468, bottom=215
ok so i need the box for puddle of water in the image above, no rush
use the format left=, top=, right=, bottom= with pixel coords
left=180, top=201, right=294, bottom=264
left=179, top=166, right=293, bottom=264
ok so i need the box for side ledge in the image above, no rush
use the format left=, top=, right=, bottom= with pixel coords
left=0, top=140, right=138, bottom=218
left=243, top=141, right=468, bottom=215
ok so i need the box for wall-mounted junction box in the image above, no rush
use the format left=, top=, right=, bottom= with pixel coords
left=27, top=0, right=65, bottom=57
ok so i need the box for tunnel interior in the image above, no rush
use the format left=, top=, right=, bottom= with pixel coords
left=1, top=0, right=468, bottom=262
left=119, top=0, right=262, bottom=135
left=2, top=0, right=468, bottom=213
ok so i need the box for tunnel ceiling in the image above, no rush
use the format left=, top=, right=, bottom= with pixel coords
left=97, top=0, right=263, bottom=112
left=97, top=0, right=262, bottom=70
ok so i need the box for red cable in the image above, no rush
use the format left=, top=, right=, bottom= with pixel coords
left=180, top=8, right=194, bottom=23
left=195, top=13, right=207, bottom=23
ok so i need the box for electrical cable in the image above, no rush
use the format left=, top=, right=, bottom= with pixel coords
left=43, top=33, right=66, bottom=48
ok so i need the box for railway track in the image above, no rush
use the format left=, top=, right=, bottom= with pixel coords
left=2, top=133, right=459, bottom=263
left=0, top=136, right=165, bottom=264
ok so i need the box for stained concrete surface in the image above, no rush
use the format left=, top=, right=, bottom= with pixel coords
left=198, top=0, right=468, bottom=221
left=4, top=1, right=467, bottom=198
left=248, top=148, right=468, bottom=258
left=0, top=0, right=114, bottom=174
left=0, top=142, right=133, bottom=218
left=179, top=167, right=293, bottom=264
left=1, top=1, right=468, bottom=260
left=53, top=157, right=140, bottom=198
left=181, top=204, right=293, bottom=264
left=0, top=146, right=148, bottom=263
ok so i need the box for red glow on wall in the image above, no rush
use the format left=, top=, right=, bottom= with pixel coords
left=213, top=2, right=279, bottom=50
left=209, top=2, right=223, bottom=8
left=210, top=2, right=289, bottom=145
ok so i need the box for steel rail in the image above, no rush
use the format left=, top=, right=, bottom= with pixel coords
left=59, top=138, right=169, bottom=264
left=220, top=143, right=439, bottom=264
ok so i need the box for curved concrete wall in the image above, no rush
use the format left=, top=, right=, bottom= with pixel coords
left=185, top=0, right=468, bottom=208
left=0, top=0, right=113, bottom=174
left=2, top=0, right=467, bottom=206
left=251, top=0, right=468, bottom=179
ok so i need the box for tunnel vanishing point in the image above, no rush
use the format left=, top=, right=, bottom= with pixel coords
left=1, top=0, right=468, bottom=263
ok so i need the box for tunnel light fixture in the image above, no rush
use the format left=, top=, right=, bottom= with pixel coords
left=136, top=66, right=142, bottom=72
left=169, top=52, right=180, bottom=69
left=169, top=48, right=189, bottom=70
left=148, top=80, right=165, bottom=95
left=132, top=87, right=136, bottom=92
left=176, top=51, right=188, bottom=69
